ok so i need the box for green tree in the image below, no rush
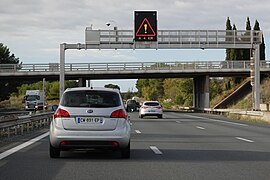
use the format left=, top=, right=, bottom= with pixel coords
left=16, top=80, right=79, bottom=100
left=253, top=20, right=266, bottom=60
left=210, top=78, right=223, bottom=100
left=123, top=89, right=133, bottom=100
left=163, top=78, right=193, bottom=106
left=0, top=43, right=19, bottom=64
left=136, top=78, right=164, bottom=101
left=230, top=24, right=238, bottom=60
left=47, top=81, right=59, bottom=100
left=225, top=17, right=233, bottom=60
left=224, top=18, right=236, bottom=90
left=242, top=17, right=251, bottom=61
left=136, top=79, right=149, bottom=97
left=0, top=43, right=21, bottom=101
left=246, top=17, right=252, bottom=30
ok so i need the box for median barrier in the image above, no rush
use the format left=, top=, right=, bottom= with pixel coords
left=0, top=112, right=53, bottom=138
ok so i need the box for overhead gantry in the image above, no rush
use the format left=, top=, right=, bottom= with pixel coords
left=59, top=28, right=262, bottom=110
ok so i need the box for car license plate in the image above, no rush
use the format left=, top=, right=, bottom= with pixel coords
left=76, top=117, right=103, bottom=124
left=149, top=108, right=155, bottom=112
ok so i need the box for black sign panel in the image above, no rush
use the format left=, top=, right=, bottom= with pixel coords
left=134, top=11, right=157, bottom=41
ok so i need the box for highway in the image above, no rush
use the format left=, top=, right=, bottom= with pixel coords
left=1, top=111, right=270, bottom=180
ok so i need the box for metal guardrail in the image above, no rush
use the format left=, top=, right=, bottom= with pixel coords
left=0, top=112, right=53, bottom=138
left=1, top=61, right=270, bottom=73
left=201, top=108, right=264, bottom=116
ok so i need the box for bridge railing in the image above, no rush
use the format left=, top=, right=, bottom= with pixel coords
left=1, top=61, right=270, bottom=73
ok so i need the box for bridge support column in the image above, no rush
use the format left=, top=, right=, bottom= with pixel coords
left=78, top=78, right=86, bottom=87
left=252, top=45, right=261, bottom=110
left=60, top=44, right=66, bottom=99
left=193, top=76, right=210, bottom=109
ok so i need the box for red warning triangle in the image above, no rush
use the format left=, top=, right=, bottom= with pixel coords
left=136, top=18, right=156, bottom=36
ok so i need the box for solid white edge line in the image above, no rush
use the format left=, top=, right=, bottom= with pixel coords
left=0, top=132, right=49, bottom=160
left=196, top=126, right=205, bottom=130
left=150, top=146, right=163, bottom=155
left=184, top=114, right=248, bottom=127
left=236, top=137, right=254, bottom=143
left=135, top=130, right=141, bottom=134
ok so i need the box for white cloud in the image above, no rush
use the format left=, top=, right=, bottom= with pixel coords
left=0, top=0, right=269, bottom=64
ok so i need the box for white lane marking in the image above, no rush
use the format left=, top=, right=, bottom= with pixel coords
left=176, top=121, right=181, bottom=123
left=196, top=126, right=205, bottom=130
left=135, top=130, right=141, bottom=134
left=150, top=146, right=163, bottom=155
left=184, top=114, right=248, bottom=127
left=236, top=137, right=254, bottom=143
left=0, top=132, right=49, bottom=160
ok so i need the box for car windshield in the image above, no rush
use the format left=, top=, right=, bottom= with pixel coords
left=26, top=95, right=40, bottom=101
left=61, top=90, right=121, bottom=108
left=144, top=102, right=160, bottom=106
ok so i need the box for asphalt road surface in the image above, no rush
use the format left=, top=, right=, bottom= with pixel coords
left=1, top=112, right=270, bottom=180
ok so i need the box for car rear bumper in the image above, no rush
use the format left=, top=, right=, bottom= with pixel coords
left=50, top=123, right=130, bottom=149
left=140, top=110, right=163, bottom=116
left=141, top=113, right=162, bottom=116
left=56, top=141, right=122, bottom=150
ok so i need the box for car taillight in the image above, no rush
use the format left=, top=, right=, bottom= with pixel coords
left=142, top=106, right=148, bottom=109
left=110, top=109, right=127, bottom=119
left=54, top=108, right=70, bottom=118
left=156, top=106, right=162, bottom=109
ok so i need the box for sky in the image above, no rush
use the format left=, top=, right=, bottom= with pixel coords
left=1, top=0, right=269, bottom=92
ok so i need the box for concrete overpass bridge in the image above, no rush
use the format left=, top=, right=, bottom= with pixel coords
left=1, top=61, right=270, bottom=81
left=1, top=60, right=270, bottom=109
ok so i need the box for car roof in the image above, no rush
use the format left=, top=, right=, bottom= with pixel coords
left=64, top=87, right=120, bottom=93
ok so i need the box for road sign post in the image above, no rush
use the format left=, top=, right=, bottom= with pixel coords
left=60, top=44, right=66, bottom=99
left=254, top=45, right=261, bottom=110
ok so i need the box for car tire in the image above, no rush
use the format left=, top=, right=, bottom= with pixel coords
left=140, top=115, right=144, bottom=119
left=158, top=115, right=163, bottom=119
left=121, top=142, right=130, bottom=159
left=50, top=143, right=60, bottom=158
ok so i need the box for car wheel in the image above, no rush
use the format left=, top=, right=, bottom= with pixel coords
left=158, top=115, right=163, bottom=119
left=121, top=142, right=130, bottom=159
left=50, top=143, right=60, bottom=158
left=140, top=115, right=144, bottom=119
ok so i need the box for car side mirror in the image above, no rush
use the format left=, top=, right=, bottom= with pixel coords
left=22, top=96, right=26, bottom=103
left=51, top=105, right=58, bottom=111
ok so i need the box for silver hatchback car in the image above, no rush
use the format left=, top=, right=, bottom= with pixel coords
left=49, top=87, right=131, bottom=158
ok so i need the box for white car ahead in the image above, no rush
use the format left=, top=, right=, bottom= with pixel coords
left=49, top=87, right=131, bottom=158
left=139, top=101, right=163, bottom=119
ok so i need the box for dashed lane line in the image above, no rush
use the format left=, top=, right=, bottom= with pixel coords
left=150, top=146, right=163, bottom=155
left=196, top=126, right=205, bottom=130
left=135, top=130, right=141, bottom=134
left=236, top=137, right=254, bottom=143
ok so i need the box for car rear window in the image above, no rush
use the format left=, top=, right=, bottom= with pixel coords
left=61, top=90, right=121, bottom=108
left=144, top=102, right=160, bottom=106
left=127, top=100, right=137, bottom=105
